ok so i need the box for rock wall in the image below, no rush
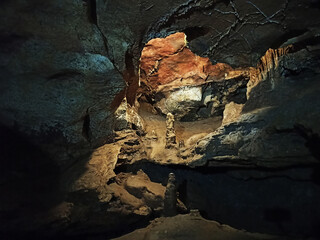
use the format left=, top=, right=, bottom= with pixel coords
left=1, top=0, right=320, bottom=166
left=0, top=0, right=126, bottom=168
left=189, top=46, right=320, bottom=168
left=1, top=0, right=320, bottom=239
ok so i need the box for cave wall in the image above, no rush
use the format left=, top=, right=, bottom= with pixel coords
left=0, top=0, right=126, bottom=168
left=0, top=0, right=320, bottom=239
left=1, top=0, right=320, bottom=167
left=98, top=0, right=320, bottom=69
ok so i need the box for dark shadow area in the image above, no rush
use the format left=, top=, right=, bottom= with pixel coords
left=295, top=124, right=320, bottom=161
left=47, top=71, right=83, bottom=81
left=0, top=124, right=152, bottom=240
left=183, top=26, right=210, bottom=42
left=0, top=124, right=60, bottom=189
left=0, top=125, right=63, bottom=239
left=0, top=33, right=29, bottom=54
left=114, top=161, right=320, bottom=238
left=124, top=50, right=139, bottom=106
left=83, top=0, right=97, bottom=25
left=82, top=111, right=92, bottom=143
left=311, top=166, right=320, bottom=185
left=308, top=0, right=320, bottom=9
left=264, top=207, right=292, bottom=233
left=270, top=29, right=308, bottom=50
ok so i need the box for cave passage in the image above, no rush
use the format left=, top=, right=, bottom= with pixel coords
left=108, top=29, right=320, bottom=240
left=2, top=1, right=320, bottom=237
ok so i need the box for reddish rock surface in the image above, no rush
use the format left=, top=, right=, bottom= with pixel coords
left=140, top=32, right=232, bottom=91
left=140, top=32, right=187, bottom=75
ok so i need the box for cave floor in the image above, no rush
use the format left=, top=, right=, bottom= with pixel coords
left=138, top=102, right=222, bottom=165
left=139, top=102, right=222, bottom=141
left=112, top=212, right=285, bottom=240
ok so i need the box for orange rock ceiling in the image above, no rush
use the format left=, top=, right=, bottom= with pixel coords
left=139, top=32, right=232, bottom=91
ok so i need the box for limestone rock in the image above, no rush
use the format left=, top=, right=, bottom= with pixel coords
left=0, top=0, right=126, bottom=168
left=124, top=170, right=165, bottom=210
left=140, top=32, right=187, bottom=77
left=96, top=0, right=188, bottom=72
left=106, top=170, right=166, bottom=216
left=139, top=32, right=249, bottom=120
left=222, top=102, right=244, bottom=125
left=187, top=48, right=320, bottom=168
left=156, top=86, right=203, bottom=120
left=114, top=98, right=145, bottom=131
left=165, top=113, right=177, bottom=148
left=1, top=0, right=320, bottom=238
left=140, top=32, right=232, bottom=92
left=163, top=173, right=177, bottom=217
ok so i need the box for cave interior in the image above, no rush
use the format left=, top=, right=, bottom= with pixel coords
left=1, top=0, right=320, bottom=239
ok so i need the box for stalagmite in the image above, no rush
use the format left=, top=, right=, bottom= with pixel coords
left=163, top=173, right=177, bottom=217
left=165, top=113, right=176, bottom=148
left=179, top=140, right=185, bottom=148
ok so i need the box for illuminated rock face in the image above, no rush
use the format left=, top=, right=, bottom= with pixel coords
left=140, top=32, right=232, bottom=92
left=140, top=32, right=187, bottom=78
left=140, top=32, right=245, bottom=120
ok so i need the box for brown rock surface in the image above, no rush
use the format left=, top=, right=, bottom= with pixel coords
left=222, top=102, right=244, bottom=125
left=140, top=32, right=187, bottom=75
left=140, top=32, right=232, bottom=91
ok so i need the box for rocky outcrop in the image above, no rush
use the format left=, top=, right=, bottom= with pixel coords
left=108, top=170, right=166, bottom=216
left=187, top=44, right=320, bottom=168
left=222, top=102, right=244, bottom=125
left=114, top=98, right=145, bottom=131
left=97, top=0, right=320, bottom=71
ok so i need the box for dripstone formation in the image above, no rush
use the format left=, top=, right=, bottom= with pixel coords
left=165, top=113, right=176, bottom=149
left=163, top=173, right=177, bottom=217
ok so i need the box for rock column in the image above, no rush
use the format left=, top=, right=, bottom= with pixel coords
left=163, top=173, right=177, bottom=217
left=165, top=113, right=176, bottom=148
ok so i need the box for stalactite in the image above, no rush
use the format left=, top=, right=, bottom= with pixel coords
left=247, top=45, right=293, bottom=97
